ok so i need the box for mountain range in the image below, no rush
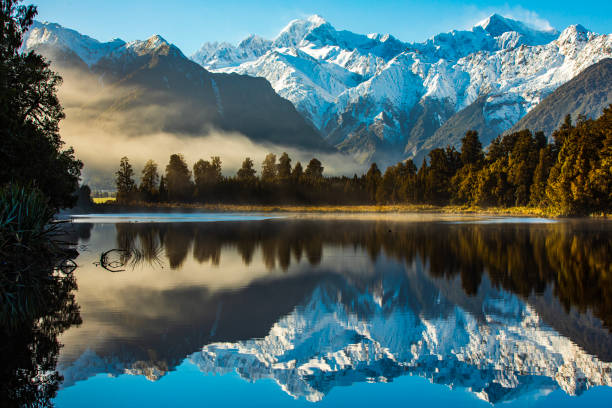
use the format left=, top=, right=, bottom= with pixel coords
left=22, top=21, right=332, bottom=153
left=55, top=219, right=612, bottom=404
left=23, top=14, right=612, bottom=168
left=192, top=14, right=612, bottom=164
left=58, top=258, right=612, bottom=404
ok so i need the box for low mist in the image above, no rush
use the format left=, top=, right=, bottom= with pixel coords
left=56, top=68, right=362, bottom=189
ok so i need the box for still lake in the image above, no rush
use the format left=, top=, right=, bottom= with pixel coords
left=51, top=214, right=612, bottom=407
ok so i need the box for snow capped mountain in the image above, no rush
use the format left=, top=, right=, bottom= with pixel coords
left=22, top=21, right=125, bottom=65
left=21, top=21, right=332, bottom=153
left=56, top=267, right=612, bottom=403
left=22, top=14, right=612, bottom=166
left=476, top=13, right=559, bottom=46
left=191, top=14, right=610, bottom=165
left=23, top=22, right=185, bottom=65
left=190, top=279, right=612, bottom=403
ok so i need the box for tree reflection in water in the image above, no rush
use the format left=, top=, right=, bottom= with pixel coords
left=1, top=272, right=81, bottom=407
left=113, top=219, right=611, bottom=329
left=1, top=225, right=82, bottom=407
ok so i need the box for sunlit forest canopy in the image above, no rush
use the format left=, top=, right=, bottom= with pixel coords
left=113, top=107, right=612, bottom=216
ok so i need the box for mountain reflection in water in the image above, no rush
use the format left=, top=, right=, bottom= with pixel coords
left=54, top=217, right=611, bottom=406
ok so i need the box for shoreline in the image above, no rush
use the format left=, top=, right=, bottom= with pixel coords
left=79, top=201, right=610, bottom=218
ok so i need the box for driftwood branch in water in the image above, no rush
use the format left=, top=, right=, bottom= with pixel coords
left=97, top=249, right=130, bottom=272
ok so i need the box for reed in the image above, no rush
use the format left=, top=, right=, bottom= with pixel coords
left=0, top=184, right=74, bottom=326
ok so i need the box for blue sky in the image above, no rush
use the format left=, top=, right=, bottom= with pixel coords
left=36, top=0, right=612, bottom=55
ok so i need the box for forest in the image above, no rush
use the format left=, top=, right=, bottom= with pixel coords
left=114, top=106, right=612, bottom=216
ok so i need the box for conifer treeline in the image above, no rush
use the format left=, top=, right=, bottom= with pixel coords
left=115, top=106, right=612, bottom=215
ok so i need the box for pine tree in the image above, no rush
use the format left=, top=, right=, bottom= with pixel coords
left=277, top=152, right=292, bottom=182
left=365, top=163, right=382, bottom=203
left=237, top=157, right=256, bottom=181
left=460, top=130, right=484, bottom=167
left=115, top=156, right=136, bottom=203
left=546, top=109, right=609, bottom=214
left=305, top=158, right=324, bottom=180
left=158, top=175, right=168, bottom=202
left=139, top=159, right=159, bottom=200
left=165, top=154, right=193, bottom=202
left=261, top=153, right=277, bottom=183
left=529, top=146, right=553, bottom=207
left=588, top=105, right=612, bottom=210
left=291, top=162, right=303, bottom=184
left=507, top=130, right=539, bottom=206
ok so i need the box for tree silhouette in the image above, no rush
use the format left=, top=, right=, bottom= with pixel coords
left=261, top=153, right=277, bottom=183
left=115, top=156, right=136, bottom=203
left=365, top=163, right=382, bottom=203
left=305, top=158, right=324, bottom=181
left=237, top=157, right=257, bottom=181
left=165, top=154, right=193, bottom=202
left=277, top=152, right=292, bottom=182
left=0, top=0, right=82, bottom=208
left=139, top=159, right=159, bottom=200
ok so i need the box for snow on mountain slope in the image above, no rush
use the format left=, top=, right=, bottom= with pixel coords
left=23, top=14, right=612, bottom=165
left=191, top=14, right=610, bottom=165
left=476, top=13, right=559, bottom=46
left=55, top=269, right=612, bottom=402
left=22, top=21, right=125, bottom=65
left=189, top=280, right=612, bottom=403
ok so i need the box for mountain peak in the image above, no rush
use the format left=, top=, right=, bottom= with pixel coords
left=473, top=13, right=559, bottom=47
left=476, top=13, right=557, bottom=36
left=557, top=24, right=591, bottom=44
left=23, top=20, right=125, bottom=65
left=274, top=14, right=330, bottom=48
left=145, top=34, right=169, bottom=48
left=123, top=34, right=183, bottom=58
left=307, top=14, right=327, bottom=26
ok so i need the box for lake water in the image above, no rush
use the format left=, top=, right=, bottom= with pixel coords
left=18, top=214, right=612, bottom=407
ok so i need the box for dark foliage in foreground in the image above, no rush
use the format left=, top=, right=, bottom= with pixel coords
left=0, top=0, right=82, bottom=209
left=0, top=184, right=82, bottom=407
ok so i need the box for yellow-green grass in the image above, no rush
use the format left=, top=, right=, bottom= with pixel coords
left=94, top=201, right=603, bottom=218
left=93, top=197, right=116, bottom=204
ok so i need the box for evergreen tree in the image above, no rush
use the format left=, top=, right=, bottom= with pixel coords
left=158, top=175, right=168, bottom=202
left=529, top=146, right=554, bottom=207
left=399, top=159, right=418, bottom=203
left=193, top=156, right=222, bottom=201
left=261, top=153, right=277, bottom=183
left=291, top=161, right=303, bottom=184
left=194, top=156, right=221, bottom=184
left=0, top=0, right=82, bottom=208
left=460, top=130, right=484, bottom=167
left=115, top=156, right=136, bottom=203
left=165, top=154, right=193, bottom=201
left=486, top=136, right=505, bottom=163
left=237, top=157, right=256, bottom=181
left=546, top=111, right=608, bottom=214
left=507, top=130, right=539, bottom=206
left=304, top=158, right=324, bottom=180
left=277, top=152, right=292, bottom=182
left=588, top=105, right=612, bottom=209
left=365, top=163, right=382, bottom=203
left=423, top=147, right=459, bottom=205
left=139, top=159, right=159, bottom=200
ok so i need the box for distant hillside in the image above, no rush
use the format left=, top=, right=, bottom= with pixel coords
left=420, top=95, right=492, bottom=163
left=24, top=23, right=334, bottom=153
left=509, top=58, right=612, bottom=137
